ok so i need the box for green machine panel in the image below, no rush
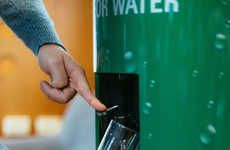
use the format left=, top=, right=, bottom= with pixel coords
left=95, top=0, right=230, bottom=149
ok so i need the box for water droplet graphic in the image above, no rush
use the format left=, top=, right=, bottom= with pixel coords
left=216, top=33, right=226, bottom=39
left=207, top=124, right=216, bottom=134
left=123, top=51, right=136, bottom=72
left=147, top=133, right=153, bottom=140
left=143, top=61, right=148, bottom=68
left=215, top=33, right=227, bottom=50
left=218, top=72, right=224, bottom=80
left=207, top=100, right=215, bottom=109
left=125, top=64, right=136, bottom=72
left=192, top=70, right=199, bottom=78
left=149, top=80, right=156, bottom=88
left=150, top=80, right=156, bottom=84
left=225, top=20, right=230, bottom=30
left=145, top=102, right=152, bottom=108
left=200, top=124, right=216, bottom=145
left=124, top=51, right=133, bottom=60
left=220, top=0, right=230, bottom=5
left=143, top=102, right=152, bottom=115
left=200, top=133, right=211, bottom=145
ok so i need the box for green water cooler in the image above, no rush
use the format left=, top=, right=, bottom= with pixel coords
left=94, top=0, right=230, bottom=149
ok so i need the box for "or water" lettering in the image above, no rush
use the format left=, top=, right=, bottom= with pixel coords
left=96, top=0, right=180, bottom=18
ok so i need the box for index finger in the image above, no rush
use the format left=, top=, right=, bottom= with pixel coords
left=64, top=54, right=107, bottom=111
left=69, top=70, right=106, bottom=111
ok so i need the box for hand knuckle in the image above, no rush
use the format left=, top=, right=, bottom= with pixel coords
left=48, top=58, right=62, bottom=66
left=53, top=81, right=66, bottom=88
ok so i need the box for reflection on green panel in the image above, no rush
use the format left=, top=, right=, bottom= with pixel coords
left=95, top=0, right=230, bottom=149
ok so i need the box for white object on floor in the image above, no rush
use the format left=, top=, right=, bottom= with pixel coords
left=2, top=115, right=31, bottom=137
left=34, top=115, right=63, bottom=136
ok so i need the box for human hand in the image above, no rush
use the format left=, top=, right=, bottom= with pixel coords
left=37, top=44, right=106, bottom=111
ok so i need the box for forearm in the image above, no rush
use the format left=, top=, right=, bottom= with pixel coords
left=0, top=0, right=64, bottom=55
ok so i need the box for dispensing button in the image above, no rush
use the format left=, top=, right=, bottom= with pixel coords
left=96, top=105, right=119, bottom=117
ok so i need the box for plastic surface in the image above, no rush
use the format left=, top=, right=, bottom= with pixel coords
left=95, top=0, right=230, bottom=149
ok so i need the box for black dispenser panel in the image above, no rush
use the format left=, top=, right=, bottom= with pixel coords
left=96, top=73, right=139, bottom=141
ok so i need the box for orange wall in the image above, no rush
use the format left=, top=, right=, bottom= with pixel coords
left=0, top=0, right=93, bottom=135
